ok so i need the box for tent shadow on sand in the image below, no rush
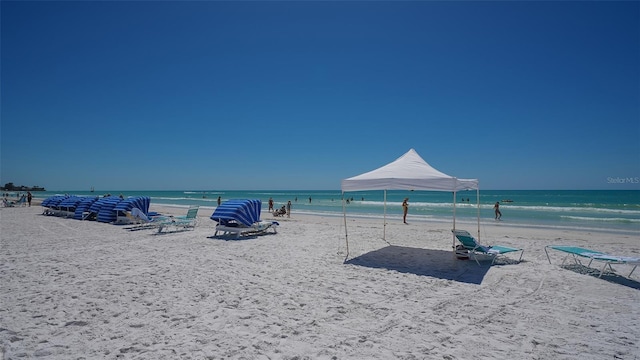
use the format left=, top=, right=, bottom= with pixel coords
left=344, top=245, right=493, bottom=285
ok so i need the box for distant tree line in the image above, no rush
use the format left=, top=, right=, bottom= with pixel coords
left=1, top=182, right=46, bottom=191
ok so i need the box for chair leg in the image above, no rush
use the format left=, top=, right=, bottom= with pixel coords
left=598, top=262, right=608, bottom=278
left=545, top=246, right=552, bottom=264
left=560, top=254, right=570, bottom=267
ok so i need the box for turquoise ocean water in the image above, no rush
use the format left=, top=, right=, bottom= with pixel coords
left=30, top=190, right=639, bottom=234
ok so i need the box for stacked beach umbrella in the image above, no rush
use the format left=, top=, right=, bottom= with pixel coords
left=113, top=197, right=151, bottom=224
left=73, top=197, right=100, bottom=220
left=41, top=195, right=151, bottom=224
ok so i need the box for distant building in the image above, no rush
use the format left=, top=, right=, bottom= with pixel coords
left=1, top=183, right=46, bottom=191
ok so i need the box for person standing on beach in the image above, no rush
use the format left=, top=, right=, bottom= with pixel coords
left=217, top=196, right=221, bottom=206
left=268, top=197, right=274, bottom=212
left=27, top=191, right=32, bottom=207
left=494, top=201, right=502, bottom=220
left=286, top=200, right=292, bottom=218
left=402, top=198, right=409, bottom=224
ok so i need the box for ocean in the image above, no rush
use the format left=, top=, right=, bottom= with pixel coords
left=28, top=189, right=640, bottom=234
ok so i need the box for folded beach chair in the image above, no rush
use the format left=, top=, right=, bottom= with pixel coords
left=214, top=220, right=279, bottom=238
left=155, top=205, right=199, bottom=233
left=81, top=196, right=122, bottom=221
left=57, top=196, right=84, bottom=218
left=544, top=245, right=639, bottom=278
left=125, top=209, right=169, bottom=231
left=211, top=199, right=279, bottom=239
left=72, top=197, right=99, bottom=220
left=452, top=229, right=524, bottom=266
left=41, top=195, right=69, bottom=216
left=96, top=197, right=124, bottom=223
left=113, top=196, right=151, bottom=224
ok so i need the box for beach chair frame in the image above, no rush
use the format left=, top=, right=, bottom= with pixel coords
left=545, top=245, right=639, bottom=278
left=156, top=205, right=200, bottom=233
left=213, top=221, right=278, bottom=239
left=452, top=229, right=524, bottom=266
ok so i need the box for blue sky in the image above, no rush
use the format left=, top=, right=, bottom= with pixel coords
left=2, top=1, right=638, bottom=191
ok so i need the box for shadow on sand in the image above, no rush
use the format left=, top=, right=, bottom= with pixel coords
left=344, top=245, right=496, bottom=285
left=562, top=264, right=640, bottom=290
left=207, top=232, right=279, bottom=241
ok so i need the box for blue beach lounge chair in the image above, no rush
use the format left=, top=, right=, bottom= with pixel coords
left=211, top=199, right=278, bottom=239
left=82, top=196, right=123, bottom=222
left=452, top=229, right=524, bottom=266
left=72, top=197, right=99, bottom=220
left=41, top=195, right=68, bottom=215
left=544, top=245, right=639, bottom=278
left=57, top=196, right=84, bottom=218
left=114, top=196, right=151, bottom=224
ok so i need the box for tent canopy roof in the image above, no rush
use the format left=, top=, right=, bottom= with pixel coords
left=341, top=148, right=478, bottom=192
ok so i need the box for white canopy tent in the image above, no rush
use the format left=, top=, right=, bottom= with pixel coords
left=341, top=149, right=479, bottom=257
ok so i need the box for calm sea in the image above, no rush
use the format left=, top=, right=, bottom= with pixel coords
left=29, top=189, right=639, bottom=234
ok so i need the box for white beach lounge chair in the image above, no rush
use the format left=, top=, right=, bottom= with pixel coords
left=125, top=207, right=183, bottom=232
left=214, top=221, right=279, bottom=239
left=156, top=205, right=199, bottom=233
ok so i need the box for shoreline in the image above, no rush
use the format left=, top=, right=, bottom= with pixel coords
left=24, top=196, right=640, bottom=237
left=2, top=205, right=639, bottom=359
left=17, top=197, right=640, bottom=236
left=27, top=190, right=640, bottom=235
left=150, top=202, right=640, bottom=237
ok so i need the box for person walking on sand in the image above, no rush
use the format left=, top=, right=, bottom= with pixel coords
left=402, top=198, right=409, bottom=224
left=494, top=201, right=502, bottom=220
left=268, top=197, right=274, bottom=212
left=27, top=191, right=32, bottom=207
left=286, top=200, right=292, bottom=218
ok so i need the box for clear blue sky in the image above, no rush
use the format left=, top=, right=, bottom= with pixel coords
left=2, top=1, right=638, bottom=191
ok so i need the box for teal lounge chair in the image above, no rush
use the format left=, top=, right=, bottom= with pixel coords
left=156, top=205, right=199, bottom=233
left=545, top=245, right=639, bottom=278
left=452, top=229, right=524, bottom=265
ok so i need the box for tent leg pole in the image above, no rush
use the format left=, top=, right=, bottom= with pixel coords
left=342, top=192, right=349, bottom=261
left=476, top=187, right=480, bottom=241
left=452, top=191, right=456, bottom=252
left=383, top=190, right=387, bottom=241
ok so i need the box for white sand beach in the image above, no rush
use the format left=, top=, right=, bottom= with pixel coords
left=1, top=204, right=639, bottom=359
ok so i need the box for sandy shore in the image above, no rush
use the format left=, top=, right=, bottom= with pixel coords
left=1, top=204, right=639, bottom=359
